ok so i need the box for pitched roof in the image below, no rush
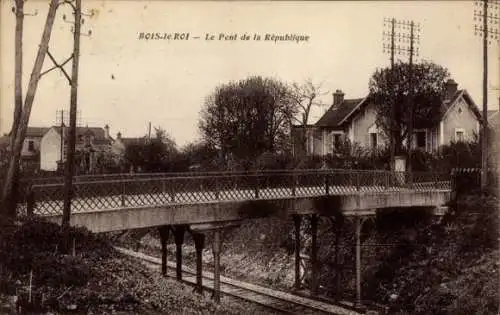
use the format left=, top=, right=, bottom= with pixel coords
left=315, top=98, right=365, bottom=128
left=53, top=126, right=108, bottom=140
left=119, top=137, right=147, bottom=146
left=315, top=88, right=482, bottom=129
left=25, top=127, right=49, bottom=138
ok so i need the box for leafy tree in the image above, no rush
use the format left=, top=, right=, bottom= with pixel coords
left=368, top=61, right=451, bottom=154
left=124, top=127, right=178, bottom=172
left=179, top=141, right=219, bottom=171
left=199, top=76, right=296, bottom=164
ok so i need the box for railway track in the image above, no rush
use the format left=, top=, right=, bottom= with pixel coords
left=115, top=247, right=362, bottom=315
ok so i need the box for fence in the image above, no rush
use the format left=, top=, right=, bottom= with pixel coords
left=23, top=169, right=451, bottom=216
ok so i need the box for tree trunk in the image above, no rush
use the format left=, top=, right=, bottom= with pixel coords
left=3, top=0, right=25, bottom=217
left=1, top=0, right=59, bottom=216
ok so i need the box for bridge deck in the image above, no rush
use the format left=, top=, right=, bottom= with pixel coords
left=22, top=170, right=451, bottom=232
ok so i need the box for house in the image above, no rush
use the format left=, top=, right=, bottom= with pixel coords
left=111, top=132, right=148, bottom=157
left=293, top=79, right=482, bottom=156
left=40, top=125, right=114, bottom=171
left=1, top=127, right=49, bottom=158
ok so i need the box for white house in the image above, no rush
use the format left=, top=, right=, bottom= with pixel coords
left=40, top=125, right=114, bottom=171
left=293, top=79, right=482, bottom=156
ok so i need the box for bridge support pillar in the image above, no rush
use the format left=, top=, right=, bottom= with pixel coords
left=190, top=220, right=241, bottom=304
left=310, top=214, right=319, bottom=294
left=212, top=229, right=222, bottom=303
left=173, top=225, right=186, bottom=281
left=354, top=216, right=368, bottom=309
left=292, top=214, right=302, bottom=290
left=333, top=216, right=344, bottom=300
left=158, top=226, right=170, bottom=277
left=193, top=232, right=205, bottom=295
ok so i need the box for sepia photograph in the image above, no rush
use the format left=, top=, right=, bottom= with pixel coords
left=0, top=0, right=499, bottom=314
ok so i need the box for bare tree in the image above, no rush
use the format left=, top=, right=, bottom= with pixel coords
left=289, top=79, right=328, bottom=154
left=1, top=0, right=59, bottom=216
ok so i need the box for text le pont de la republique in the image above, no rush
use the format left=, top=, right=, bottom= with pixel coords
left=138, top=32, right=310, bottom=43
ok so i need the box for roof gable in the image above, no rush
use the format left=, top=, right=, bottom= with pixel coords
left=315, top=98, right=365, bottom=128
left=442, top=90, right=481, bottom=121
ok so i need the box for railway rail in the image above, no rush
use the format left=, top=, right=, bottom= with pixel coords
left=115, top=247, right=362, bottom=315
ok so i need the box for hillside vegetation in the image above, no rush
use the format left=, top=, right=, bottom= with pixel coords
left=0, top=217, right=281, bottom=314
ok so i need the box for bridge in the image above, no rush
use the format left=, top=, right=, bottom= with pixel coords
left=20, top=169, right=452, bottom=309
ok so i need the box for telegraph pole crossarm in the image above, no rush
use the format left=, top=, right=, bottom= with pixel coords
left=473, top=0, right=500, bottom=190
left=40, top=51, right=73, bottom=80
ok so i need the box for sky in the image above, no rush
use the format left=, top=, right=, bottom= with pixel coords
left=1, top=0, right=499, bottom=147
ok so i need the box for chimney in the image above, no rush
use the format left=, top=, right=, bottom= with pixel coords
left=445, top=79, right=458, bottom=101
left=104, top=124, right=110, bottom=139
left=333, top=89, right=345, bottom=106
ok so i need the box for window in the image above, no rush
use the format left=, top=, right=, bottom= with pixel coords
left=333, top=134, right=341, bottom=150
left=415, top=131, right=426, bottom=149
left=455, top=129, right=465, bottom=142
left=27, top=140, right=35, bottom=152
left=370, top=133, right=377, bottom=150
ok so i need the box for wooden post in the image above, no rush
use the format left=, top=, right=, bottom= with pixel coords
left=158, top=226, right=169, bottom=276
left=325, top=173, right=330, bottom=195
left=212, top=229, right=222, bottom=303
left=214, top=177, right=220, bottom=200
left=26, top=187, right=34, bottom=217
left=193, top=233, right=205, bottom=294
left=254, top=175, right=259, bottom=199
left=173, top=226, right=186, bottom=281
left=293, top=215, right=301, bottom=290
left=120, top=180, right=126, bottom=207
left=170, top=184, right=176, bottom=203
left=311, top=214, right=319, bottom=294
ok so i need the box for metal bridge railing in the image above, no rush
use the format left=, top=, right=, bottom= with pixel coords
left=24, top=169, right=451, bottom=216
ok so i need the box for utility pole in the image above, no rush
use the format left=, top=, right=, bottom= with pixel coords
left=148, top=122, right=152, bottom=142
left=474, top=0, right=500, bottom=189
left=57, top=0, right=92, bottom=240
left=406, top=21, right=420, bottom=185
left=57, top=110, right=66, bottom=165
left=62, top=0, right=82, bottom=233
left=383, top=18, right=396, bottom=171
left=383, top=18, right=420, bottom=176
